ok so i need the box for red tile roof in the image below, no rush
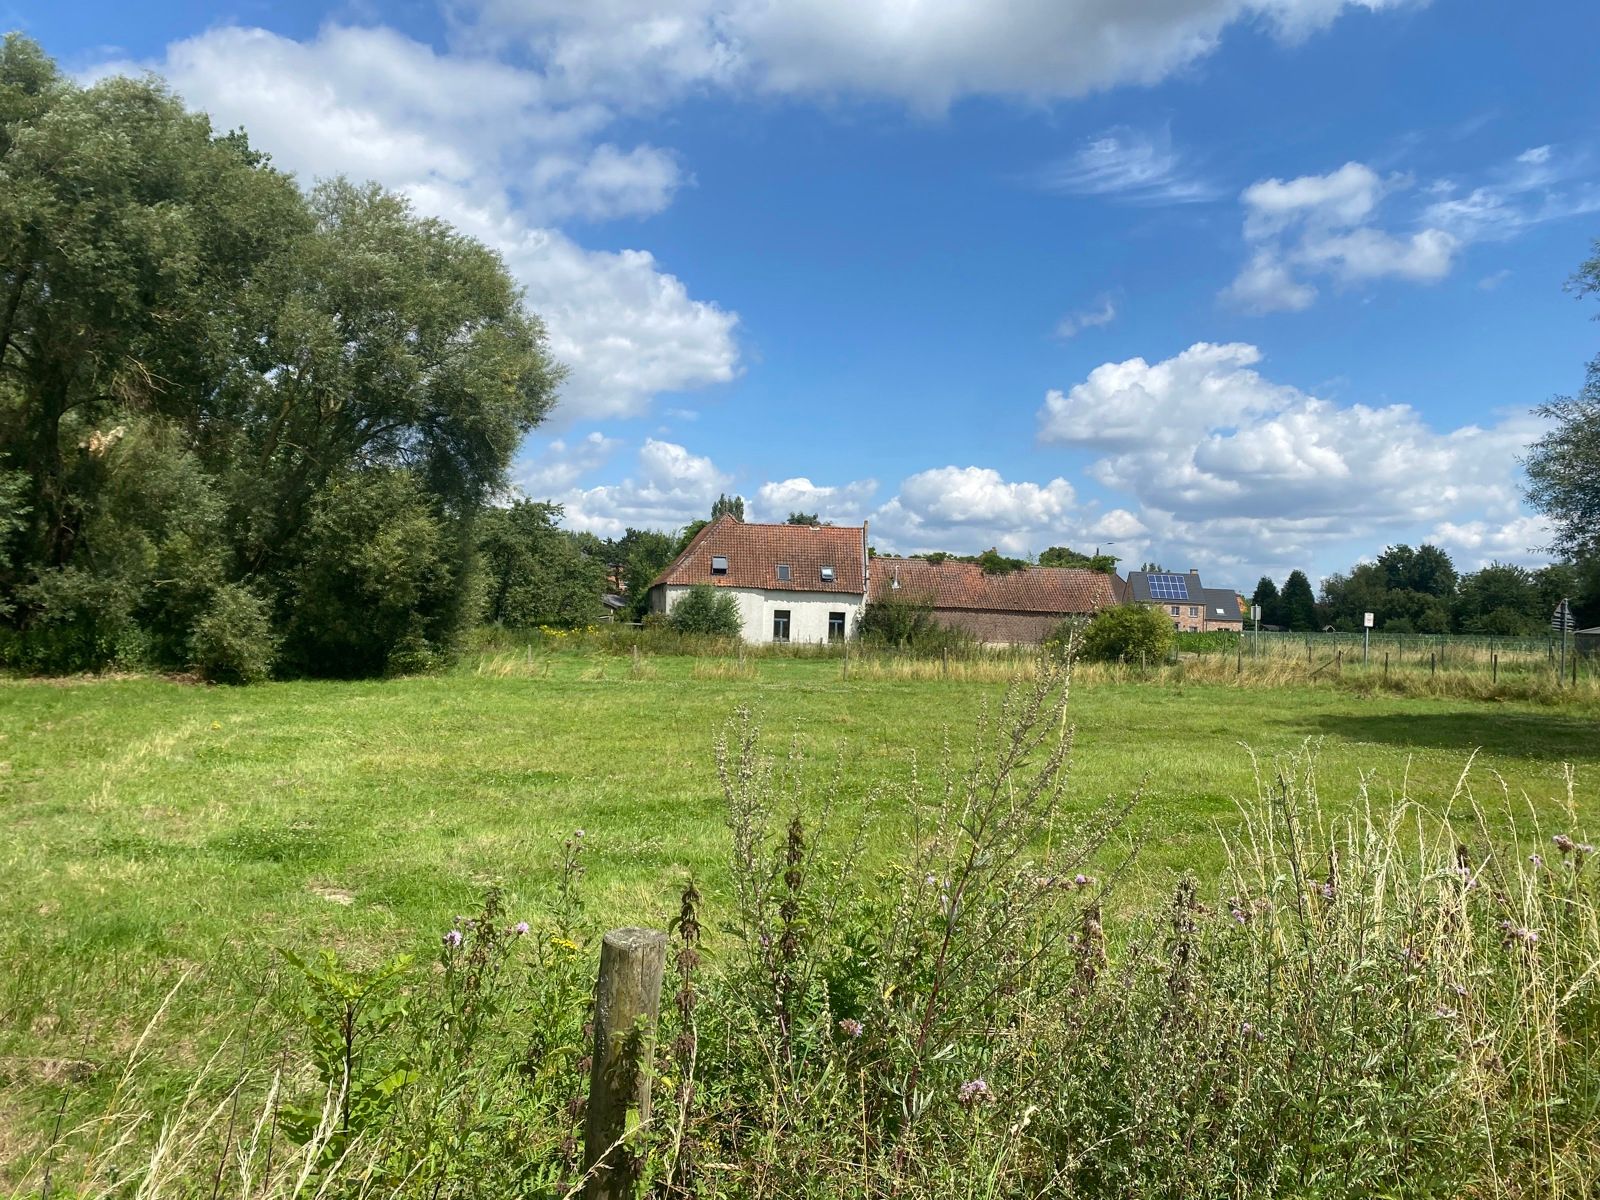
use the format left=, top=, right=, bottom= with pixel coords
left=651, top=516, right=867, bottom=594
left=868, top=557, right=1116, bottom=614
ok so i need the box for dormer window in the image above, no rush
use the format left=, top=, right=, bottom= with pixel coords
left=777, top=564, right=791, bottom=581
left=711, top=555, right=728, bottom=576
left=820, top=566, right=835, bottom=583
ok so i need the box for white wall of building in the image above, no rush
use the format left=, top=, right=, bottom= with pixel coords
left=657, top=585, right=864, bottom=644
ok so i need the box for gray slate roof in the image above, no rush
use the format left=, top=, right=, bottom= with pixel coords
left=1121, top=569, right=1242, bottom=621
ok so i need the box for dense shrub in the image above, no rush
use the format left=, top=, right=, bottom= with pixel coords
left=1080, top=601, right=1176, bottom=663
left=189, top=583, right=278, bottom=684
left=668, top=583, right=742, bottom=636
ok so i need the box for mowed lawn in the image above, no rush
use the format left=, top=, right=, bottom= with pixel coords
left=2, top=653, right=1598, bottom=1101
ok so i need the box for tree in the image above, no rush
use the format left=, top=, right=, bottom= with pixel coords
left=477, top=501, right=605, bottom=628
left=974, top=548, right=1027, bottom=574
left=786, top=511, right=820, bottom=525
left=858, top=591, right=938, bottom=648
left=0, top=39, right=563, bottom=677
left=1523, top=242, right=1600, bottom=564
left=711, top=493, right=745, bottom=521
left=1453, top=563, right=1541, bottom=634
left=1039, top=546, right=1118, bottom=574
left=1279, top=570, right=1318, bottom=631
left=1316, top=563, right=1389, bottom=631
left=668, top=584, right=741, bottom=636
left=1140, top=562, right=1168, bottom=573
left=1376, top=544, right=1457, bottom=598
left=616, top=528, right=678, bottom=621
left=1079, top=604, right=1175, bottom=664
left=1251, top=577, right=1281, bottom=627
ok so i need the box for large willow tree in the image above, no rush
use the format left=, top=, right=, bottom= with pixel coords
left=0, top=36, right=563, bottom=677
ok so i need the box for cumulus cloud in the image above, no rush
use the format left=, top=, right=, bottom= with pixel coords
left=557, top=439, right=732, bottom=537
left=97, top=24, right=739, bottom=424
left=1037, top=341, right=1548, bottom=580
left=753, top=477, right=879, bottom=523
left=462, top=0, right=1416, bottom=112
left=1424, top=515, right=1553, bottom=570
left=1222, top=162, right=1459, bottom=312
left=1225, top=147, right=1600, bottom=313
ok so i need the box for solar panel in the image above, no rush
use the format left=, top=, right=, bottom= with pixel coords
left=1146, top=573, right=1190, bottom=601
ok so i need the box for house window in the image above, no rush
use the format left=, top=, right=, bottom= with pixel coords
left=777, top=564, right=791, bottom=581
left=772, top=610, right=791, bottom=642
left=711, top=555, right=728, bottom=576
left=1170, top=605, right=1180, bottom=616
left=820, top=566, right=835, bottom=583
left=828, top=611, right=846, bottom=641
left=1189, top=606, right=1199, bottom=617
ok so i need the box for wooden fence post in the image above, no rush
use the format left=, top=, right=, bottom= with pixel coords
left=583, top=927, right=668, bottom=1200
left=1383, top=652, right=1389, bottom=679
left=1430, top=651, right=1436, bottom=679
left=1492, top=653, right=1498, bottom=685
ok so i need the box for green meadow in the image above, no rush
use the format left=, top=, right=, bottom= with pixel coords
left=2, top=650, right=1598, bottom=1170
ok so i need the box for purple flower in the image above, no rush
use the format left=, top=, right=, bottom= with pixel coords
left=442, top=929, right=463, bottom=948
left=1231, top=907, right=1249, bottom=925
left=514, top=921, right=530, bottom=936
left=1553, top=834, right=1576, bottom=854
left=1530, top=854, right=1545, bottom=868
left=838, top=1018, right=864, bottom=1039
left=957, top=1079, right=992, bottom=1105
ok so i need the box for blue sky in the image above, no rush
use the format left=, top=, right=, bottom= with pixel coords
left=22, top=0, right=1600, bottom=587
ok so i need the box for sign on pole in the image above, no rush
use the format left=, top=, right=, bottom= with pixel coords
left=1554, top=599, right=1574, bottom=685
left=1363, top=612, right=1375, bottom=628
left=1362, top=612, right=1373, bottom=663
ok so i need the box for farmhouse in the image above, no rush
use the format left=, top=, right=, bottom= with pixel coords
left=648, top=516, right=869, bottom=643
left=1119, top=568, right=1244, bottom=632
left=869, top=557, right=1117, bottom=644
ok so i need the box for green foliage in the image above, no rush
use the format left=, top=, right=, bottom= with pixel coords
left=189, top=582, right=278, bottom=684
left=1038, top=544, right=1118, bottom=573
left=477, top=501, right=605, bottom=629
left=0, top=39, right=561, bottom=678
left=786, top=511, right=820, bottom=525
left=669, top=583, right=742, bottom=636
left=858, top=591, right=938, bottom=647
left=973, top=547, right=1027, bottom=574
left=1524, top=242, right=1600, bottom=564
left=1280, top=569, right=1319, bottom=631
left=1080, top=602, right=1177, bottom=662
left=284, top=471, right=456, bottom=677
left=614, top=527, right=678, bottom=621
left=710, top=493, right=745, bottom=521
left=1251, top=575, right=1281, bottom=626
left=277, top=948, right=416, bottom=1159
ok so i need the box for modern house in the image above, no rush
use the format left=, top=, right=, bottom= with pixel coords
left=869, top=557, right=1118, bottom=643
left=1119, top=568, right=1244, bottom=633
left=648, top=516, right=869, bottom=643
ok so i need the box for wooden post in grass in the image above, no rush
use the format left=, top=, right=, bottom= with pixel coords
left=1384, top=652, right=1389, bottom=679
left=1237, top=641, right=1242, bottom=675
left=1431, top=651, right=1436, bottom=679
left=584, top=927, right=668, bottom=1200
left=1493, top=653, right=1498, bottom=684
left=1335, top=650, right=1342, bottom=674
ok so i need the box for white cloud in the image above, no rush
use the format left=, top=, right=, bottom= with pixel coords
left=515, top=432, right=622, bottom=495
left=1425, top=515, right=1553, bottom=570
left=1036, top=342, right=1548, bottom=580
left=99, top=24, right=739, bottom=424
left=1223, top=162, right=1459, bottom=312
left=557, top=439, right=731, bottom=536
left=1055, top=296, right=1118, bottom=339
left=753, top=477, right=879, bottom=523
left=461, top=0, right=1417, bottom=113
left=1226, top=147, right=1600, bottom=312
left=1035, top=128, right=1217, bottom=205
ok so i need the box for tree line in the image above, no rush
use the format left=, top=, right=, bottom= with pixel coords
left=1248, top=544, right=1597, bottom=635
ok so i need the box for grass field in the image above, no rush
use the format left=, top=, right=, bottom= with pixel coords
left=3, top=649, right=1598, bottom=1170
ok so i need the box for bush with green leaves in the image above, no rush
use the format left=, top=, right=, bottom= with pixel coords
left=668, top=583, right=742, bottom=636
left=189, top=583, right=278, bottom=684
left=1079, top=601, right=1177, bottom=663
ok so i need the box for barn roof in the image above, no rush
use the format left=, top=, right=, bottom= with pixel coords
left=868, top=557, right=1116, bottom=614
left=651, top=516, right=867, bottom=594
